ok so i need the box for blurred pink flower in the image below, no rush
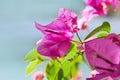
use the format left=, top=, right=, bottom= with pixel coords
left=78, top=0, right=119, bottom=30
left=83, top=0, right=119, bottom=16
left=35, top=8, right=77, bottom=58
left=32, top=71, right=44, bottom=80
left=85, top=33, right=120, bottom=79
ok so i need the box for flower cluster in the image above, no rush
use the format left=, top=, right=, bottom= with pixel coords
left=35, top=8, right=77, bottom=58
left=79, top=0, right=119, bottom=30
left=24, top=0, right=120, bottom=80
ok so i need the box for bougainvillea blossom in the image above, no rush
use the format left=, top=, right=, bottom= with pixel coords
left=85, top=34, right=120, bottom=79
left=35, top=8, right=77, bottom=57
left=58, top=8, right=78, bottom=32
left=78, top=0, right=119, bottom=30
left=83, top=0, right=119, bottom=16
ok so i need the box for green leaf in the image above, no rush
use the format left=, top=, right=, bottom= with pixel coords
left=84, top=22, right=111, bottom=40
left=70, top=63, right=78, bottom=77
left=57, top=68, right=63, bottom=80
left=97, top=32, right=108, bottom=38
left=25, top=59, right=42, bottom=75
left=46, top=61, right=61, bottom=80
left=62, top=61, right=72, bottom=78
left=45, top=43, right=83, bottom=80
left=63, top=44, right=78, bottom=61
left=61, top=57, right=81, bottom=79
left=61, top=43, right=83, bottom=79
left=63, top=43, right=83, bottom=63
left=24, top=48, right=43, bottom=62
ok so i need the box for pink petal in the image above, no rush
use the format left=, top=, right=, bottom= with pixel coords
left=32, top=71, right=44, bottom=80
left=37, top=36, right=71, bottom=57
left=85, top=38, right=120, bottom=74
left=35, top=8, right=76, bottom=58
left=111, top=0, right=119, bottom=11
left=58, top=8, right=78, bottom=32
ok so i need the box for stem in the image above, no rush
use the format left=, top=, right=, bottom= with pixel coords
left=56, top=59, right=62, bottom=65
left=76, top=32, right=83, bottom=44
left=72, top=40, right=81, bottom=44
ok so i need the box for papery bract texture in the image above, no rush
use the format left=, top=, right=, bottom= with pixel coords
left=35, top=8, right=77, bottom=58
left=58, top=8, right=78, bottom=32
left=87, top=69, right=120, bottom=80
left=85, top=33, right=120, bottom=79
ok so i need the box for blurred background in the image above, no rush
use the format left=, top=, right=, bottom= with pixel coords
left=0, top=0, right=120, bottom=80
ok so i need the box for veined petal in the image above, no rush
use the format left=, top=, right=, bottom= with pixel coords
left=35, top=22, right=47, bottom=34
left=58, top=8, right=79, bottom=32
left=58, top=8, right=77, bottom=24
left=35, top=8, right=76, bottom=58
left=37, top=36, right=71, bottom=57
left=85, top=38, right=120, bottom=66
left=35, top=19, right=74, bottom=34
left=85, top=34, right=120, bottom=79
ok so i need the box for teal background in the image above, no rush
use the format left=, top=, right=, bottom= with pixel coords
left=0, top=0, right=120, bottom=80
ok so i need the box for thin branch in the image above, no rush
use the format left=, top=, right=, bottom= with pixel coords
left=76, top=32, right=83, bottom=44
